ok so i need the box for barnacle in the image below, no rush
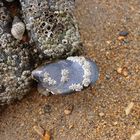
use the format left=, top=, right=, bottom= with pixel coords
left=48, top=0, right=75, bottom=12
left=60, top=69, right=69, bottom=83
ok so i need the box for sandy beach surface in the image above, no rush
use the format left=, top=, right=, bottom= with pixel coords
left=0, top=0, right=140, bottom=140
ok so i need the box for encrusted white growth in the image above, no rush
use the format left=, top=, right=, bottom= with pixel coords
left=34, top=70, right=42, bottom=75
left=67, top=56, right=91, bottom=87
left=82, top=61, right=91, bottom=87
left=43, top=72, right=56, bottom=86
left=61, top=69, right=69, bottom=83
left=67, top=56, right=85, bottom=65
left=69, top=83, right=83, bottom=91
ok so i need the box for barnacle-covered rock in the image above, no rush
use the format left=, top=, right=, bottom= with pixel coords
left=32, top=56, right=99, bottom=95
left=0, top=1, right=11, bottom=35
left=20, top=0, right=82, bottom=59
left=0, top=1, right=34, bottom=105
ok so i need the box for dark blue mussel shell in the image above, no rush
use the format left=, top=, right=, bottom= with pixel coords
left=32, top=56, right=99, bottom=95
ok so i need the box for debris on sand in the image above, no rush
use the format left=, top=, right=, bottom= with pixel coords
left=125, top=102, right=134, bottom=115
left=42, top=131, right=51, bottom=140
left=33, top=125, right=45, bottom=137
left=119, top=31, right=129, bottom=37
left=117, top=67, right=123, bottom=74
left=99, top=112, right=105, bottom=117
left=64, top=104, right=74, bottom=115
left=116, top=67, right=129, bottom=77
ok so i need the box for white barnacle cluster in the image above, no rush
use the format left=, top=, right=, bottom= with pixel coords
left=82, top=60, right=91, bottom=87
left=69, top=83, right=83, bottom=91
left=43, top=72, right=56, bottom=86
left=49, top=0, right=75, bottom=12
left=67, top=56, right=92, bottom=90
left=61, top=69, right=69, bottom=83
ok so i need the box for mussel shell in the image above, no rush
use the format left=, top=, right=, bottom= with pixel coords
left=32, top=57, right=99, bottom=95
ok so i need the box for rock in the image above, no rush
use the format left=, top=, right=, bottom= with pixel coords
left=117, top=67, right=123, bottom=74
left=117, top=67, right=129, bottom=77
left=64, top=104, right=73, bottom=115
left=118, top=36, right=125, bottom=41
left=64, top=109, right=72, bottom=115
left=122, top=69, right=129, bottom=77
left=119, top=31, right=129, bottom=36
left=0, top=0, right=35, bottom=105
left=32, top=56, right=99, bottom=95
left=99, top=112, right=105, bottom=117
left=68, top=124, right=74, bottom=129
left=20, top=0, right=83, bottom=60
left=44, top=104, right=52, bottom=114
left=42, top=131, right=51, bottom=140
left=113, top=121, right=118, bottom=126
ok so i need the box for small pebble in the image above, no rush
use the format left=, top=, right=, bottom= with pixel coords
left=64, top=109, right=72, bottom=115
left=118, top=36, right=125, bottom=41
left=33, top=125, right=45, bottom=137
left=42, top=131, right=51, bottom=140
left=130, top=130, right=140, bottom=140
left=106, top=40, right=111, bottom=44
left=113, top=121, right=118, bottom=126
left=69, top=124, right=74, bottom=129
left=105, top=74, right=110, bottom=80
left=122, top=69, right=129, bottom=77
left=119, top=31, right=129, bottom=36
left=44, top=104, right=52, bottom=114
left=117, top=67, right=123, bottom=74
left=117, top=67, right=129, bottom=77
left=64, top=104, right=73, bottom=115
left=99, top=112, right=105, bottom=117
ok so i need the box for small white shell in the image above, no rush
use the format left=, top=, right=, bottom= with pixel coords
left=11, top=17, right=25, bottom=40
